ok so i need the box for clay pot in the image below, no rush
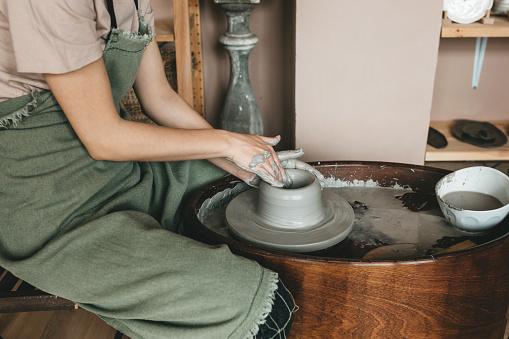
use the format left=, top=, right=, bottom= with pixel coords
left=256, top=169, right=324, bottom=229
left=184, top=161, right=509, bottom=339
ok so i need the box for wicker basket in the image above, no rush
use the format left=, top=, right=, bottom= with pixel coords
left=120, top=42, right=179, bottom=124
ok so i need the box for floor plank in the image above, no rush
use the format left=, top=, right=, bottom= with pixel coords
left=41, top=309, right=117, bottom=339
left=0, top=309, right=126, bottom=339
left=0, top=307, right=505, bottom=338
left=0, top=311, right=55, bottom=338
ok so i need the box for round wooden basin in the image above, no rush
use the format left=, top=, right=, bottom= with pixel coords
left=183, top=162, right=509, bottom=338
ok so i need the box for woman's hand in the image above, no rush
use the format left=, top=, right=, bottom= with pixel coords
left=278, top=157, right=325, bottom=188
left=241, top=148, right=325, bottom=188
left=225, top=134, right=286, bottom=187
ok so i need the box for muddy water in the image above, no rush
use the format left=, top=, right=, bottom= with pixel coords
left=442, top=191, right=504, bottom=211
left=199, top=184, right=499, bottom=258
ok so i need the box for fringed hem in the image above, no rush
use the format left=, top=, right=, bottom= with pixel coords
left=137, top=10, right=155, bottom=42
left=243, top=271, right=279, bottom=339
left=107, top=12, right=154, bottom=48
left=0, top=90, right=39, bottom=128
left=110, top=27, right=154, bottom=45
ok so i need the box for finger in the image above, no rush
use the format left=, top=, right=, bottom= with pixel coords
left=276, top=148, right=304, bottom=162
left=279, top=160, right=294, bottom=188
left=259, top=157, right=284, bottom=184
left=281, top=159, right=325, bottom=182
left=294, top=160, right=325, bottom=181
left=229, top=158, right=281, bottom=187
left=282, top=172, right=293, bottom=188
left=261, top=160, right=281, bottom=182
left=248, top=154, right=266, bottom=169
left=271, top=155, right=292, bottom=187
left=257, top=169, right=284, bottom=187
left=227, top=152, right=284, bottom=187
left=260, top=135, right=281, bottom=147
left=270, top=161, right=282, bottom=181
left=244, top=174, right=261, bottom=188
left=255, top=153, right=282, bottom=181
left=281, top=158, right=297, bottom=169
left=294, top=160, right=315, bottom=172
left=271, top=151, right=284, bottom=181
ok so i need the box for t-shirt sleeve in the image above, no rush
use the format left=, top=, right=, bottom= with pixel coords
left=140, top=0, right=155, bottom=30
left=6, top=0, right=104, bottom=74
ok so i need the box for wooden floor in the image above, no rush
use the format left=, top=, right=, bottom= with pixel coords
left=0, top=309, right=130, bottom=339
left=0, top=308, right=506, bottom=338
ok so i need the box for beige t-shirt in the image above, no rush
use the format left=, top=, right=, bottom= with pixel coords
left=0, top=0, right=155, bottom=102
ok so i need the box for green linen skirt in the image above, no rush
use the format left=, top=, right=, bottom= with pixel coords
left=0, top=90, right=278, bottom=339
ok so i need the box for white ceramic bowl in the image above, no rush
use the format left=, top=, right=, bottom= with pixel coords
left=435, top=166, right=509, bottom=233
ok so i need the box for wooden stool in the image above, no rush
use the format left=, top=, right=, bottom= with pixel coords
left=0, top=267, right=76, bottom=313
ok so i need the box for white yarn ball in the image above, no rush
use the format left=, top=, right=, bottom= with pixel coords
left=443, top=0, right=494, bottom=24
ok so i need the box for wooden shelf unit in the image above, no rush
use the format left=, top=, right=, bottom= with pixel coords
left=433, top=13, right=509, bottom=163
left=155, top=13, right=196, bottom=42
left=155, top=18, right=175, bottom=42
left=153, top=0, right=205, bottom=116
left=425, top=120, right=509, bottom=162
left=442, top=15, right=509, bottom=38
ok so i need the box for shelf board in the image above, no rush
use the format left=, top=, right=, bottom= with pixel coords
left=425, top=120, right=509, bottom=162
left=442, top=16, right=509, bottom=38
left=155, top=19, right=175, bottom=42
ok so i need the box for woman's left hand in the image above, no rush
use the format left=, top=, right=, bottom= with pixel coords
left=225, top=135, right=286, bottom=187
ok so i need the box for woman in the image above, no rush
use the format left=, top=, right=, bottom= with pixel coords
left=0, top=0, right=308, bottom=338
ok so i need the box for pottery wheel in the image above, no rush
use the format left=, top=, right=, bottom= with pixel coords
left=225, top=189, right=354, bottom=253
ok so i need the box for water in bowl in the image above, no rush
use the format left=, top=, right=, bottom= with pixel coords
left=442, top=191, right=504, bottom=211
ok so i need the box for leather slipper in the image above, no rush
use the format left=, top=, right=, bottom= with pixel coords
left=452, top=120, right=507, bottom=148
left=427, top=127, right=448, bottom=149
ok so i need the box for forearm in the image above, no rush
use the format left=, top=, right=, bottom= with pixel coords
left=133, top=68, right=250, bottom=176
left=90, top=120, right=232, bottom=162
left=135, top=82, right=210, bottom=130
left=133, top=42, right=211, bottom=130
left=95, top=118, right=253, bottom=181
left=93, top=119, right=256, bottom=182
left=131, top=41, right=252, bottom=178
left=44, top=48, right=285, bottom=185
left=44, top=57, right=227, bottom=162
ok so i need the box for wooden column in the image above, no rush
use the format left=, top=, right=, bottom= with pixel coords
left=173, top=0, right=194, bottom=107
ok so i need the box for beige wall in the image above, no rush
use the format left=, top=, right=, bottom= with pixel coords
left=431, top=38, right=509, bottom=121
left=152, top=0, right=172, bottom=19
left=294, top=0, right=443, bottom=165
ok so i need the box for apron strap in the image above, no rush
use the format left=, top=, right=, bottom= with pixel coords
left=107, top=0, right=117, bottom=30
left=107, top=0, right=138, bottom=30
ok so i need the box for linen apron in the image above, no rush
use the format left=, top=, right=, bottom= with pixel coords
left=0, top=4, right=277, bottom=339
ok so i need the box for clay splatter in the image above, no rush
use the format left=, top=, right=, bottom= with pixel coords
left=395, top=192, right=439, bottom=212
